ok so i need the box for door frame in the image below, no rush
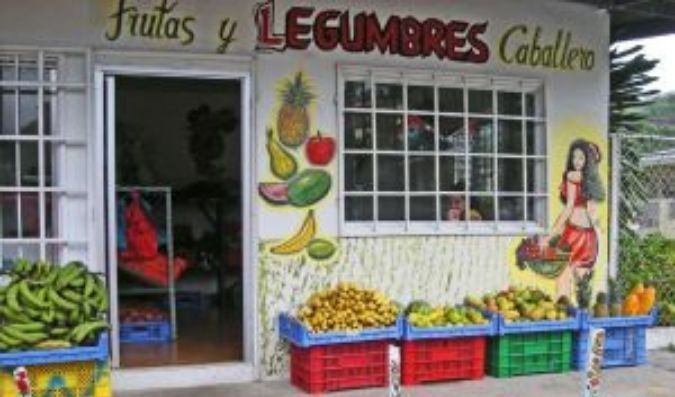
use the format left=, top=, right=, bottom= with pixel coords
left=93, top=51, right=258, bottom=387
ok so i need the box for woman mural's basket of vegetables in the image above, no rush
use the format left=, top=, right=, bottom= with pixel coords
left=516, top=236, right=571, bottom=279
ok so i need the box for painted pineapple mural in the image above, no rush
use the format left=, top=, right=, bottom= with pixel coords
left=277, top=71, right=314, bottom=147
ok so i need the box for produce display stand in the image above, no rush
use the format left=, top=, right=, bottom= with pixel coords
left=0, top=333, right=111, bottom=397
left=486, top=309, right=580, bottom=378
left=573, top=310, right=656, bottom=369
left=279, top=314, right=402, bottom=394
left=400, top=315, right=496, bottom=385
left=117, top=187, right=177, bottom=341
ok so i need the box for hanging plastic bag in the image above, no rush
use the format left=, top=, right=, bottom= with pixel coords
left=124, top=191, right=159, bottom=260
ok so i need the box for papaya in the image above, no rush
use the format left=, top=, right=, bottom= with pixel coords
left=288, top=169, right=332, bottom=207
left=638, top=286, right=656, bottom=315
left=623, top=293, right=639, bottom=316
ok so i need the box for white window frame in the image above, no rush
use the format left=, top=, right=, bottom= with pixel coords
left=0, top=47, right=90, bottom=265
left=337, top=65, right=549, bottom=236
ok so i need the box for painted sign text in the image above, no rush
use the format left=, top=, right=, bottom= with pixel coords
left=255, top=0, right=490, bottom=63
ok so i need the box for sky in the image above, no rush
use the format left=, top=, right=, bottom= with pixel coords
left=617, top=33, right=675, bottom=95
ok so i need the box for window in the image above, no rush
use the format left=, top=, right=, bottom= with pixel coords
left=0, top=49, right=89, bottom=266
left=339, top=67, right=547, bottom=235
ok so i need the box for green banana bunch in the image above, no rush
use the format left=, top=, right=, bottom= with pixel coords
left=0, top=259, right=110, bottom=352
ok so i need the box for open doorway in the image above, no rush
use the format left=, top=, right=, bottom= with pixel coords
left=109, top=76, right=243, bottom=367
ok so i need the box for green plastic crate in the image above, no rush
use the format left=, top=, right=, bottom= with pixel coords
left=487, top=331, right=573, bottom=378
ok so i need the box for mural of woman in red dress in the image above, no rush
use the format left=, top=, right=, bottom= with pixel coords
left=539, top=139, right=605, bottom=298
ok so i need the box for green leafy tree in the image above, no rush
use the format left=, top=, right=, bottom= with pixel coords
left=609, top=44, right=659, bottom=235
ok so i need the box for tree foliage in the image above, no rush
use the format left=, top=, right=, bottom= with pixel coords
left=610, top=44, right=660, bottom=236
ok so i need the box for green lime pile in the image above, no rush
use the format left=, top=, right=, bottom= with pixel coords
left=406, top=300, right=489, bottom=328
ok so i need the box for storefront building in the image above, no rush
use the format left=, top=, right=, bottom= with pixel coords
left=0, top=0, right=609, bottom=391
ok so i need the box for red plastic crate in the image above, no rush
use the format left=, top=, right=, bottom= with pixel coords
left=401, top=336, right=485, bottom=385
left=290, top=340, right=390, bottom=394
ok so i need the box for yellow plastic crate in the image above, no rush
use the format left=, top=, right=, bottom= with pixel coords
left=0, top=360, right=111, bottom=397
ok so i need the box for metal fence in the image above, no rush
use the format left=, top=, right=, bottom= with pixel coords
left=611, top=133, right=675, bottom=325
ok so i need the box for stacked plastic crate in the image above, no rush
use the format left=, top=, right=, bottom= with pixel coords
left=487, top=310, right=580, bottom=378
left=573, top=310, right=656, bottom=369
left=279, top=313, right=401, bottom=394
left=400, top=313, right=496, bottom=385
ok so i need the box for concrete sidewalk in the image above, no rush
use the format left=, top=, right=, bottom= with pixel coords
left=118, top=350, right=675, bottom=397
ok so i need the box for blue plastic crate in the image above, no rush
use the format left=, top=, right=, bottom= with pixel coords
left=278, top=313, right=402, bottom=347
left=0, top=333, right=109, bottom=367
left=120, top=321, right=171, bottom=344
left=579, top=310, right=656, bottom=330
left=496, top=308, right=581, bottom=335
left=574, top=326, right=647, bottom=369
left=402, top=313, right=497, bottom=340
left=573, top=310, right=655, bottom=369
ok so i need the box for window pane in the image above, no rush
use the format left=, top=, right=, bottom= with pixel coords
left=376, top=114, right=403, bottom=150
left=1, top=57, right=17, bottom=81
left=498, top=92, right=522, bottom=115
left=468, top=89, right=492, bottom=114
left=439, top=156, right=466, bottom=191
left=441, top=195, right=467, bottom=221
left=345, top=81, right=371, bottom=108
left=439, top=117, right=465, bottom=153
left=407, top=115, right=434, bottom=151
left=498, top=158, right=524, bottom=192
left=44, top=142, right=54, bottom=187
left=21, top=193, right=39, bottom=238
left=378, top=196, right=404, bottom=221
left=377, top=155, right=404, bottom=191
left=44, top=88, right=55, bottom=136
left=439, top=87, right=463, bottom=113
left=344, top=112, right=372, bottom=149
left=19, top=57, right=38, bottom=81
left=408, top=85, right=433, bottom=111
left=470, top=195, right=494, bottom=221
left=45, top=192, right=57, bottom=238
left=525, top=91, right=545, bottom=117
left=1, top=88, right=16, bottom=135
left=19, top=89, right=38, bottom=135
left=409, top=156, right=435, bottom=192
left=20, top=141, right=39, bottom=187
left=498, top=120, right=523, bottom=154
left=0, top=192, right=18, bottom=238
left=526, top=121, right=546, bottom=155
left=468, top=118, right=493, bottom=153
left=526, top=93, right=536, bottom=116
left=469, top=157, right=493, bottom=192
left=0, top=244, right=41, bottom=265
left=376, top=83, right=402, bottom=109
left=0, top=142, right=16, bottom=186
left=527, top=196, right=547, bottom=224
left=345, top=154, right=373, bottom=191
left=345, top=196, right=373, bottom=221
left=499, top=196, right=524, bottom=221
left=527, top=159, right=547, bottom=193
left=410, top=196, right=436, bottom=221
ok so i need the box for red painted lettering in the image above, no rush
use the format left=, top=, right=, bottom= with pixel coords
left=285, top=6, right=313, bottom=49
left=313, top=10, right=340, bottom=50
left=466, top=22, right=489, bottom=63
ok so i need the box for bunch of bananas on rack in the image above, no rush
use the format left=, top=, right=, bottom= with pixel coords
left=0, top=259, right=109, bottom=352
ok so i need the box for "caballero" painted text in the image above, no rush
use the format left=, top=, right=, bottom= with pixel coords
left=499, top=25, right=595, bottom=71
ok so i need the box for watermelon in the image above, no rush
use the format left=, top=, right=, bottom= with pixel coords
left=258, top=182, right=288, bottom=205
